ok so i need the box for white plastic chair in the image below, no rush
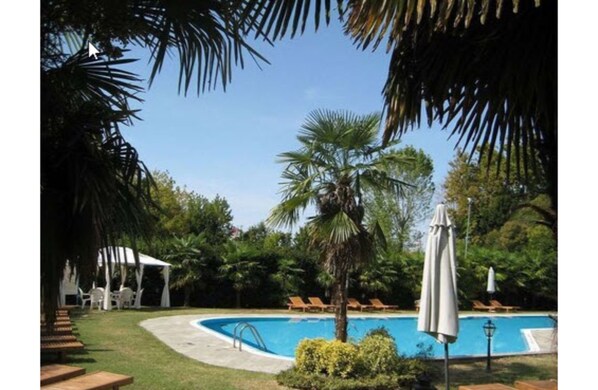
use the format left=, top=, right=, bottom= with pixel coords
left=118, top=287, right=134, bottom=309
left=89, top=288, right=104, bottom=311
left=79, top=287, right=91, bottom=309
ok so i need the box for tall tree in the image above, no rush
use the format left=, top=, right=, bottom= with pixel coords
left=443, top=150, right=546, bottom=241
left=150, top=170, right=191, bottom=237
left=366, top=146, right=435, bottom=252
left=187, top=195, right=233, bottom=245
left=268, top=109, right=408, bottom=341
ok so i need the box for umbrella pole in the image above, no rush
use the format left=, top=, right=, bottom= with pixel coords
left=444, top=343, right=449, bottom=390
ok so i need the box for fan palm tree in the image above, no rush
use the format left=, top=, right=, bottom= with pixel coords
left=267, top=109, right=409, bottom=341
left=243, top=0, right=557, bottom=233
left=271, top=258, right=305, bottom=303
left=40, top=0, right=270, bottom=321
left=165, top=235, right=210, bottom=307
left=219, top=242, right=264, bottom=308
left=358, top=257, right=399, bottom=299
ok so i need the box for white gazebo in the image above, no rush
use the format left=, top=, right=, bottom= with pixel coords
left=98, top=246, right=171, bottom=310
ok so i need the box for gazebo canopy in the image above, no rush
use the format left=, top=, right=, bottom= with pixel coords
left=98, top=246, right=171, bottom=268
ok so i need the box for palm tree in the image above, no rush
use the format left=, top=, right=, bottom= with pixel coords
left=244, top=0, right=557, bottom=233
left=358, top=257, right=399, bottom=299
left=165, top=235, right=210, bottom=307
left=40, top=0, right=269, bottom=321
left=271, top=258, right=305, bottom=303
left=219, top=242, right=264, bottom=308
left=268, top=109, right=409, bottom=341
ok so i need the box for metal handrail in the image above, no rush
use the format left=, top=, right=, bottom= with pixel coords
left=232, top=322, right=245, bottom=348
left=232, top=322, right=267, bottom=352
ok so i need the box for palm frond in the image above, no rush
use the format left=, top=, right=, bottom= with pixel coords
left=309, top=211, right=360, bottom=245
left=345, top=0, right=555, bottom=191
left=130, top=1, right=269, bottom=94
left=239, top=0, right=345, bottom=40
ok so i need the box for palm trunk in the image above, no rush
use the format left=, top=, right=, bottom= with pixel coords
left=333, top=273, right=348, bottom=342
left=235, top=290, right=241, bottom=308
left=184, top=286, right=191, bottom=307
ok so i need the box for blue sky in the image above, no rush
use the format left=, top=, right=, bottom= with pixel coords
left=121, top=18, right=459, bottom=231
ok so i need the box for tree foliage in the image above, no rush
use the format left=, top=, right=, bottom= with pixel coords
left=443, top=150, right=548, bottom=241
left=165, top=234, right=211, bottom=307
left=366, top=146, right=435, bottom=252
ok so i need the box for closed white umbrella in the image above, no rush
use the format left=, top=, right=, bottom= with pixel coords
left=487, top=267, right=496, bottom=298
left=418, top=203, right=459, bottom=390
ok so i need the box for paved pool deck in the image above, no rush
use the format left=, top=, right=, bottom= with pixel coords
left=140, top=312, right=557, bottom=374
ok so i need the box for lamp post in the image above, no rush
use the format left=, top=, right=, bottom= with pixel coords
left=464, top=197, right=473, bottom=259
left=483, top=319, right=496, bottom=372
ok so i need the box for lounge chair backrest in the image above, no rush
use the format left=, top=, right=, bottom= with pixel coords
left=289, top=296, right=307, bottom=306
left=347, top=298, right=361, bottom=306
left=370, top=299, right=383, bottom=306
left=490, top=300, right=503, bottom=307
left=309, top=297, right=324, bottom=305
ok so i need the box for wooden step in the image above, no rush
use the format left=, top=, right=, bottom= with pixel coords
left=41, top=371, right=133, bottom=389
left=41, top=364, right=86, bottom=386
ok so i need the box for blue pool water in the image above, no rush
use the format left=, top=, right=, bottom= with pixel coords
left=198, top=315, right=555, bottom=359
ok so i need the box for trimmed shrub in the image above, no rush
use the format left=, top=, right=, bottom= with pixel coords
left=295, top=338, right=327, bottom=374
left=357, top=334, right=400, bottom=376
left=364, top=326, right=394, bottom=340
left=283, top=335, right=426, bottom=389
left=276, top=368, right=410, bottom=390
left=319, top=340, right=359, bottom=378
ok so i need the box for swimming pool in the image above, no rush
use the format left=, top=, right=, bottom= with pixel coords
left=196, top=315, right=555, bottom=360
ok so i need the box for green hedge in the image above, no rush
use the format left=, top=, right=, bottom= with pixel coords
left=278, top=332, right=425, bottom=389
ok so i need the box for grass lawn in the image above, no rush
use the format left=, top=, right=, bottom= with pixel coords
left=41, top=307, right=557, bottom=390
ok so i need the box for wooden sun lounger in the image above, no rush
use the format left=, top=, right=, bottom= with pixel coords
left=369, top=298, right=399, bottom=311
left=41, top=371, right=133, bottom=389
left=514, top=380, right=557, bottom=390
left=287, top=296, right=318, bottom=312
left=42, top=321, right=73, bottom=327
left=459, top=384, right=516, bottom=390
left=41, top=335, right=79, bottom=343
left=41, top=364, right=86, bottom=386
left=347, top=298, right=374, bottom=312
left=41, top=326, right=74, bottom=335
left=490, top=300, right=521, bottom=312
left=471, top=300, right=497, bottom=312
left=308, top=297, right=336, bottom=312
left=41, top=341, right=85, bottom=361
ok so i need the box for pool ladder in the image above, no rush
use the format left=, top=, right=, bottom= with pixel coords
left=232, top=322, right=268, bottom=352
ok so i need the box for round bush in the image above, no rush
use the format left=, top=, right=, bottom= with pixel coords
left=295, top=338, right=327, bottom=374
left=319, top=340, right=359, bottom=378
left=357, top=334, right=400, bottom=376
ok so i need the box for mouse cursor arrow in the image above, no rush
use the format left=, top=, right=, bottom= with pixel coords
left=88, top=42, right=99, bottom=60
